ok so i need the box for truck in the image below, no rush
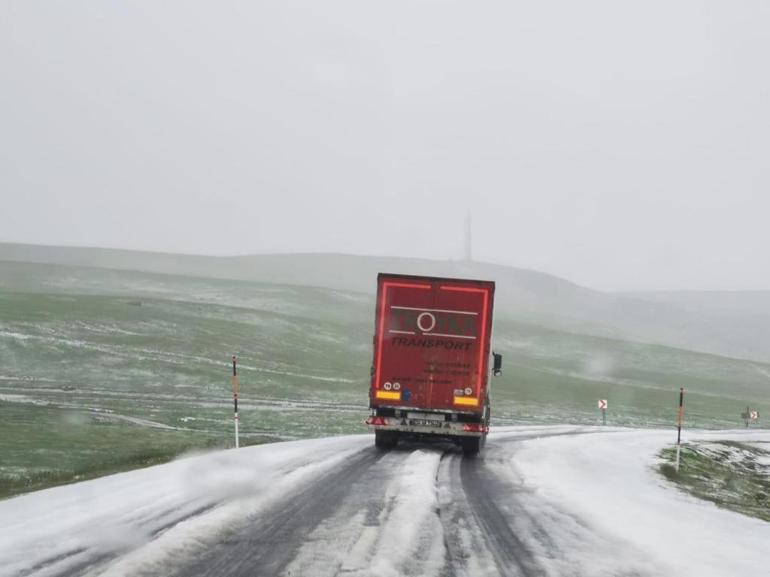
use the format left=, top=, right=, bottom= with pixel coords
left=365, top=273, right=500, bottom=456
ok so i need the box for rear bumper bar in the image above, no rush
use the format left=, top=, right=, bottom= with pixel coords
left=366, top=420, right=488, bottom=438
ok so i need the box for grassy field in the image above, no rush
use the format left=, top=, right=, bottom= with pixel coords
left=493, top=318, right=770, bottom=428
left=0, top=403, right=229, bottom=500
left=659, top=441, right=770, bottom=522
left=1, top=260, right=769, bottom=498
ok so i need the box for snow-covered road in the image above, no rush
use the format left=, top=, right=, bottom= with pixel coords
left=2, top=426, right=769, bottom=577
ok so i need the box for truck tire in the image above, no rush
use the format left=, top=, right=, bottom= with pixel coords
left=461, top=436, right=481, bottom=457
left=374, top=430, right=398, bottom=450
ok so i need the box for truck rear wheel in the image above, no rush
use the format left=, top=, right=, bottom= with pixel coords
left=461, top=436, right=481, bottom=457
left=374, top=430, right=399, bottom=450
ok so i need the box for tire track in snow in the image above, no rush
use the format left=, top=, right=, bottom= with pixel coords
left=46, top=449, right=349, bottom=577
left=437, top=429, right=615, bottom=577
left=459, top=455, right=545, bottom=577
left=18, top=502, right=222, bottom=577
left=160, top=430, right=586, bottom=577
left=436, top=452, right=495, bottom=577
left=22, top=429, right=658, bottom=577
left=164, top=448, right=386, bottom=577
left=27, top=497, right=242, bottom=577
left=469, top=437, right=657, bottom=577
left=280, top=447, right=448, bottom=577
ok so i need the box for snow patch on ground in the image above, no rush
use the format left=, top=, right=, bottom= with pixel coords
left=87, top=411, right=178, bottom=430
left=0, top=393, right=50, bottom=405
left=366, top=450, right=445, bottom=577
left=282, top=448, right=447, bottom=577
left=0, top=435, right=369, bottom=577
left=512, top=428, right=770, bottom=577
left=3, top=427, right=770, bottom=577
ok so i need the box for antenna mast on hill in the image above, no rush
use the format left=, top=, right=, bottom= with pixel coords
left=464, top=212, right=472, bottom=262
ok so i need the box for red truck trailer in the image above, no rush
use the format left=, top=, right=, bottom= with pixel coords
left=365, top=273, right=498, bottom=455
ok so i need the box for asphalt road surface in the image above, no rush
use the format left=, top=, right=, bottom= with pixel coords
left=35, top=429, right=653, bottom=577
left=161, top=431, right=647, bottom=577
left=10, top=427, right=770, bottom=577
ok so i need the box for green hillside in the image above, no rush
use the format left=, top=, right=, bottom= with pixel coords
left=3, top=241, right=770, bottom=362
left=1, top=260, right=767, bottom=498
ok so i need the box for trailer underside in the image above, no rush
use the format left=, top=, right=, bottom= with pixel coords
left=366, top=406, right=489, bottom=455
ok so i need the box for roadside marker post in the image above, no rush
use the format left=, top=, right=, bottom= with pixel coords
left=231, top=355, right=240, bottom=449
left=675, top=387, right=684, bottom=472
left=742, top=407, right=760, bottom=428
left=598, top=399, right=607, bottom=425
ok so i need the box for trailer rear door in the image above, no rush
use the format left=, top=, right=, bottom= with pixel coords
left=371, top=274, right=495, bottom=412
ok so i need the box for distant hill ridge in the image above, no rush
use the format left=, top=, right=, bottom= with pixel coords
left=2, top=242, right=770, bottom=363
left=0, top=241, right=577, bottom=293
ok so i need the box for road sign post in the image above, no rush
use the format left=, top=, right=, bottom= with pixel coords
left=598, top=399, right=607, bottom=425
left=231, top=355, right=240, bottom=449
left=676, top=387, right=684, bottom=472
left=742, top=407, right=760, bottom=427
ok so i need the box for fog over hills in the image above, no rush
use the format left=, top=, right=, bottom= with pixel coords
left=2, top=242, right=769, bottom=363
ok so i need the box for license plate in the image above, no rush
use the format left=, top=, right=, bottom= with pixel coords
left=410, top=419, right=443, bottom=427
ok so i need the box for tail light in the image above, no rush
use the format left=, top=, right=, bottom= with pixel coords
left=462, top=423, right=489, bottom=433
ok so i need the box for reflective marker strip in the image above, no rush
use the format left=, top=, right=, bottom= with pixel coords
left=454, top=396, right=479, bottom=406
left=376, top=390, right=401, bottom=401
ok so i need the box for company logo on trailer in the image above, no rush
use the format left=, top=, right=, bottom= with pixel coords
left=387, top=306, right=478, bottom=340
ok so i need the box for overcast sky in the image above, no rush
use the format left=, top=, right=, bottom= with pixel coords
left=1, top=1, right=768, bottom=291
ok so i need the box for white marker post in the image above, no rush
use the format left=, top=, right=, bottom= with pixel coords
left=231, top=355, right=240, bottom=449
left=675, top=387, right=684, bottom=472
left=598, top=399, right=608, bottom=425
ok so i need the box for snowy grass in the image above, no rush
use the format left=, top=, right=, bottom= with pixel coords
left=0, top=403, right=241, bottom=499
left=659, top=441, right=770, bottom=521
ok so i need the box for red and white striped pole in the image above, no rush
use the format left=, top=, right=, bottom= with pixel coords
left=231, top=355, right=240, bottom=449
left=675, top=387, right=684, bottom=472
